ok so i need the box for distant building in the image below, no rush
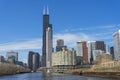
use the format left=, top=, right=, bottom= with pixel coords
left=96, top=53, right=112, bottom=64
left=93, top=50, right=104, bottom=61
left=76, top=41, right=88, bottom=65
left=110, top=46, right=114, bottom=60
left=52, top=48, right=76, bottom=66
left=96, top=41, right=106, bottom=52
left=18, top=61, right=23, bottom=66
left=93, top=50, right=104, bottom=64
left=113, top=30, right=120, bottom=60
left=28, top=51, right=34, bottom=70
left=57, top=39, right=64, bottom=46
left=28, top=51, right=40, bottom=71
left=87, top=41, right=106, bottom=64
left=56, top=39, right=67, bottom=51
left=87, top=41, right=96, bottom=64
left=0, top=55, right=4, bottom=63
left=6, top=51, right=18, bottom=64
left=33, top=53, right=39, bottom=71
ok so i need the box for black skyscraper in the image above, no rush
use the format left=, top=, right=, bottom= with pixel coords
left=28, top=51, right=40, bottom=71
left=42, top=7, right=52, bottom=67
left=110, top=46, right=114, bottom=60
left=28, top=51, right=34, bottom=70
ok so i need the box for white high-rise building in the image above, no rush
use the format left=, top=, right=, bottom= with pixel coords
left=76, top=41, right=84, bottom=56
left=113, top=30, right=120, bottom=60
left=87, top=41, right=96, bottom=63
left=46, top=27, right=52, bottom=68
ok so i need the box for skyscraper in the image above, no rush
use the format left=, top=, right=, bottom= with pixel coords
left=42, top=7, right=53, bottom=67
left=28, top=51, right=40, bottom=71
left=87, top=41, right=96, bottom=64
left=46, top=27, right=52, bottom=68
left=87, top=41, right=106, bottom=64
left=96, top=41, right=106, bottom=52
left=110, top=46, right=114, bottom=60
left=76, top=41, right=88, bottom=64
left=113, top=30, right=120, bottom=60
left=32, top=53, right=40, bottom=72
left=28, top=51, right=34, bottom=70
left=56, top=39, right=67, bottom=51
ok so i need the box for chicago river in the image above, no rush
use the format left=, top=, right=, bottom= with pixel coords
left=0, top=72, right=118, bottom=80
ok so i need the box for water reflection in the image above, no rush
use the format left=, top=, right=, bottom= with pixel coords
left=42, top=73, right=53, bottom=80
left=0, top=72, right=119, bottom=80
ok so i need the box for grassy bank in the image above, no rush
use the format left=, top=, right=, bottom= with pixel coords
left=0, top=63, right=30, bottom=76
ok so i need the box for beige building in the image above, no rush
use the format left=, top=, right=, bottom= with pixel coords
left=52, top=48, right=76, bottom=66
left=95, top=53, right=112, bottom=64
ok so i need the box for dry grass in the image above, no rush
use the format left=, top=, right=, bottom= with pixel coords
left=0, top=63, right=30, bottom=76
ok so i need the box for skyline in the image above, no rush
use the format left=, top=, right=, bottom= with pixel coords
left=0, top=0, right=120, bottom=63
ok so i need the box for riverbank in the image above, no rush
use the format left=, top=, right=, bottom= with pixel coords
left=63, top=70, right=120, bottom=79
left=0, top=63, right=31, bottom=76
left=83, top=72, right=120, bottom=79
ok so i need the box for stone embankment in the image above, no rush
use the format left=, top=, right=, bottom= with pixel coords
left=63, top=61, right=120, bottom=79
left=64, top=68, right=120, bottom=79
left=0, top=63, right=30, bottom=76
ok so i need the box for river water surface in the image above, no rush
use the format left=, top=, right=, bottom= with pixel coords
left=0, top=72, right=118, bottom=80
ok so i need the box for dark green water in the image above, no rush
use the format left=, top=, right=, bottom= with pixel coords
left=0, top=72, right=118, bottom=80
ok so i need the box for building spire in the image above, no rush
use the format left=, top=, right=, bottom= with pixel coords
left=47, top=6, right=49, bottom=15
left=43, top=6, right=49, bottom=15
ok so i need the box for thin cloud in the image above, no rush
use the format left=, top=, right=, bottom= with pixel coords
left=62, top=24, right=119, bottom=32
left=0, top=24, right=118, bottom=52
left=0, top=39, right=42, bottom=51
left=54, top=33, right=95, bottom=48
left=0, top=33, right=94, bottom=52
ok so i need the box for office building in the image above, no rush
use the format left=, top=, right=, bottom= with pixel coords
left=56, top=39, right=67, bottom=51
left=42, top=7, right=53, bottom=67
left=57, top=39, right=64, bottom=46
left=52, top=48, right=76, bottom=66
left=28, top=51, right=40, bottom=71
left=33, top=53, right=40, bottom=71
left=0, top=55, right=4, bottom=63
left=28, top=51, right=34, bottom=70
left=87, top=41, right=96, bottom=64
left=110, top=46, right=114, bottom=60
left=96, top=41, right=106, bottom=52
left=76, top=41, right=88, bottom=64
left=6, top=51, right=18, bottom=64
left=93, top=50, right=104, bottom=64
left=87, top=41, right=106, bottom=64
left=113, top=30, right=120, bottom=60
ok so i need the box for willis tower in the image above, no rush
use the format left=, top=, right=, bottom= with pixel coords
left=42, top=7, right=53, bottom=67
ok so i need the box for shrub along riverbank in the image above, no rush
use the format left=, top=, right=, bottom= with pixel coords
left=0, top=63, right=30, bottom=76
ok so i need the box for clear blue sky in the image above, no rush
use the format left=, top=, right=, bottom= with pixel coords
left=0, top=0, right=120, bottom=63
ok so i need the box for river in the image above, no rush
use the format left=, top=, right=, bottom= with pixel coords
left=0, top=72, right=118, bottom=80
